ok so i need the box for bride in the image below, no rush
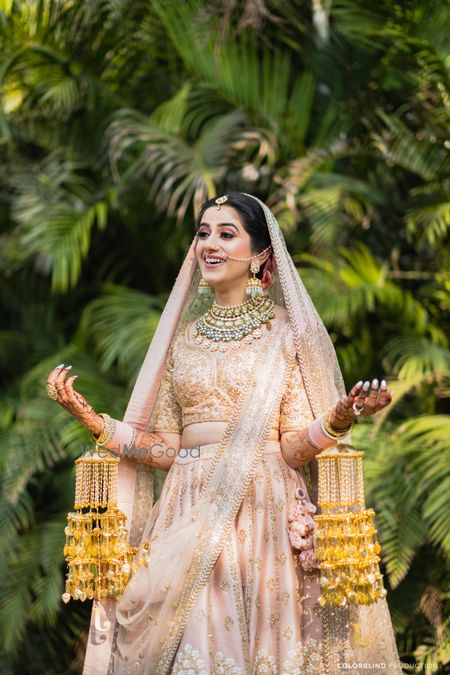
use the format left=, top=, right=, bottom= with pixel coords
left=47, top=192, right=399, bottom=674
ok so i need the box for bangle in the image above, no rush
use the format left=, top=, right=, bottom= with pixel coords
left=320, top=413, right=353, bottom=440
left=307, top=417, right=337, bottom=451
left=92, top=413, right=116, bottom=447
left=306, top=428, right=325, bottom=451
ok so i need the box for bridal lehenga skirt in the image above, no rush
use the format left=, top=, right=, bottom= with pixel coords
left=116, top=441, right=324, bottom=674
left=113, top=442, right=399, bottom=674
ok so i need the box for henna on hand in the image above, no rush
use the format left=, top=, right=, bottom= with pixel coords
left=100, top=428, right=179, bottom=471
left=281, top=377, right=394, bottom=470
left=328, top=378, right=393, bottom=430
left=281, top=428, right=317, bottom=468
left=46, top=364, right=103, bottom=435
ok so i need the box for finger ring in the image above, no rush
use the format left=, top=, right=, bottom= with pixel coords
left=352, top=401, right=365, bottom=416
left=46, top=384, right=58, bottom=400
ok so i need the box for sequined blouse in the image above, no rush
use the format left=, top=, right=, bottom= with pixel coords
left=151, top=317, right=313, bottom=435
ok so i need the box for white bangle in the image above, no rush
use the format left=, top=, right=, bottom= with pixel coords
left=307, top=417, right=337, bottom=451
left=306, top=428, right=324, bottom=451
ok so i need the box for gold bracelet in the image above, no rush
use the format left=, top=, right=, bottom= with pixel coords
left=91, top=413, right=116, bottom=446
left=321, top=412, right=353, bottom=440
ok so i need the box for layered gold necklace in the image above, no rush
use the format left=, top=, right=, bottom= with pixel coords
left=194, top=296, right=275, bottom=352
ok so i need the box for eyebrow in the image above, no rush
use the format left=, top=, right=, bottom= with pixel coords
left=198, top=221, right=239, bottom=231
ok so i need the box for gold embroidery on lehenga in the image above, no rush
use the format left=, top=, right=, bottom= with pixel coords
left=172, top=643, right=208, bottom=674
left=244, top=480, right=256, bottom=624
left=254, top=557, right=263, bottom=571
left=266, top=578, right=277, bottom=591
left=276, top=498, right=285, bottom=512
left=171, top=637, right=323, bottom=673
left=280, top=638, right=324, bottom=675
left=277, top=552, right=287, bottom=565
left=190, top=473, right=200, bottom=506
left=225, top=539, right=251, bottom=669
left=194, top=608, right=206, bottom=621
left=224, top=616, right=234, bottom=631
left=282, top=627, right=293, bottom=640
left=164, top=473, right=179, bottom=529
left=268, top=613, right=280, bottom=629
left=220, top=580, right=230, bottom=594
left=253, top=649, right=277, bottom=675
left=279, top=591, right=290, bottom=605
left=238, top=529, right=247, bottom=543
left=206, top=604, right=217, bottom=666
left=179, top=477, right=188, bottom=517
left=272, top=468, right=283, bottom=482
left=213, top=651, right=243, bottom=675
left=262, top=448, right=286, bottom=663
left=263, top=457, right=278, bottom=544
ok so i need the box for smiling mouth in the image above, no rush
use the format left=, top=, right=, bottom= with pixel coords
left=204, top=256, right=226, bottom=267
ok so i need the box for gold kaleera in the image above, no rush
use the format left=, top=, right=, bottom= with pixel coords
left=61, top=450, right=145, bottom=604
left=314, top=442, right=387, bottom=608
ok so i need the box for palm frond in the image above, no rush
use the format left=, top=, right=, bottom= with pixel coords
left=385, top=336, right=450, bottom=381
left=108, top=107, right=253, bottom=219
left=373, top=111, right=450, bottom=182
left=296, top=245, right=428, bottom=331
left=79, top=284, right=164, bottom=380
left=355, top=424, right=427, bottom=587
left=406, top=199, right=450, bottom=248
left=397, top=416, right=450, bottom=555
left=6, top=155, right=108, bottom=292
left=153, top=1, right=317, bottom=151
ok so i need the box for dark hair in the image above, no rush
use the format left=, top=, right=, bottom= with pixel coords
left=196, top=191, right=271, bottom=254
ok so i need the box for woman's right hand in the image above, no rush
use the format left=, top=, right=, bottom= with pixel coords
left=46, top=364, right=103, bottom=436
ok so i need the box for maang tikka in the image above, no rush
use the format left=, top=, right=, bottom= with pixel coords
left=215, top=195, right=228, bottom=209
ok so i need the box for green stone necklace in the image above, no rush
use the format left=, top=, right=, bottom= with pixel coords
left=193, top=296, right=275, bottom=352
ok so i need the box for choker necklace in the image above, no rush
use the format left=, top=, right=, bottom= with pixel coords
left=194, top=296, right=275, bottom=352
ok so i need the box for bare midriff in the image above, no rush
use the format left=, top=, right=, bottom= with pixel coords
left=180, top=421, right=280, bottom=449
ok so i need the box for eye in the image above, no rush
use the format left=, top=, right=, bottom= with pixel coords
left=196, top=230, right=234, bottom=239
left=196, top=230, right=209, bottom=239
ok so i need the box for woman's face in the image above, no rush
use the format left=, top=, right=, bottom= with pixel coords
left=195, top=205, right=255, bottom=293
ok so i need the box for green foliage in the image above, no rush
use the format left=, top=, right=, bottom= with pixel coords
left=0, top=0, right=449, bottom=672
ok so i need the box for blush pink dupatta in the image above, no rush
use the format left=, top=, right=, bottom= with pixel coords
left=82, top=241, right=198, bottom=675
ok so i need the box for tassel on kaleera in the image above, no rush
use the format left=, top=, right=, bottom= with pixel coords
left=314, top=442, right=387, bottom=608
left=62, top=449, right=148, bottom=604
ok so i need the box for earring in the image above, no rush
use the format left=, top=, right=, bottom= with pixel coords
left=246, top=260, right=263, bottom=297
left=197, top=278, right=213, bottom=295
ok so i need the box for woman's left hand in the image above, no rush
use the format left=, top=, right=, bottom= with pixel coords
left=329, top=379, right=393, bottom=431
